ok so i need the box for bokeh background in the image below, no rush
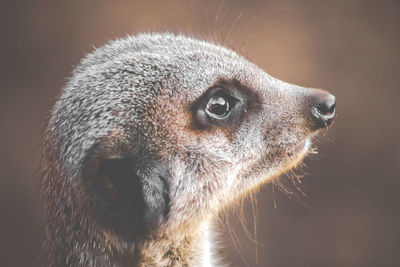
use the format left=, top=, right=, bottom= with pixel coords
left=1, top=0, right=399, bottom=266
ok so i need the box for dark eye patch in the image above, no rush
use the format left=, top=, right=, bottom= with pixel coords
left=192, top=81, right=245, bottom=129
left=191, top=79, right=263, bottom=131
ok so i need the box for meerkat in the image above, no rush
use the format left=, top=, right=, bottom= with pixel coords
left=41, top=32, right=336, bottom=266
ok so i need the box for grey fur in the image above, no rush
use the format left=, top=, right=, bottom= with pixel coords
left=42, top=32, right=334, bottom=266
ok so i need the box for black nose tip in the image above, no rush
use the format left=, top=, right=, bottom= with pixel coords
left=311, top=91, right=336, bottom=129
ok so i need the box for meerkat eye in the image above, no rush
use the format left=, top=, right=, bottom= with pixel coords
left=205, top=88, right=237, bottom=119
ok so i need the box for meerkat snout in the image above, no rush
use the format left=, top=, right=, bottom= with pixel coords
left=41, top=32, right=336, bottom=266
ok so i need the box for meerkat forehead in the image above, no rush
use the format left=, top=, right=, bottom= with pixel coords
left=78, top=33, right=240, bottom=70
left=75, top=32, right=267, bottom=99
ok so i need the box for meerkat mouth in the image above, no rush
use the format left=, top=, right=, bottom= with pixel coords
left=237, top=138, right=311, bottom=186
left=281, top=138, right=311, bottom=173
left=294, top=138, right=311, bottom=155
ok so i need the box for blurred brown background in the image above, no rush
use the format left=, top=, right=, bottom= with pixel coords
left=1, top=0, right=399, bottom=266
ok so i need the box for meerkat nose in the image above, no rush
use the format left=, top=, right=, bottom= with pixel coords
left=310, top=90, right=336, bottom=129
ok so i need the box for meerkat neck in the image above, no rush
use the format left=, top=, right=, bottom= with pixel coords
left=138, top=220, right=214, bottom=267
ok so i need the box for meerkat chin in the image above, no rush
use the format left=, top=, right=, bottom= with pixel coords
left=41, top=32, right=336, bottom=266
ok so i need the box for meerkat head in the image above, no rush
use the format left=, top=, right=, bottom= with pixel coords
left=44, top=33, right=335, bottom=252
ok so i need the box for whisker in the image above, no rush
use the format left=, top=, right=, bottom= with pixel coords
left=225, top=10, right=245, bottom=48
left=214, top=0, right=226, bottom=39
left=250, top=194, right=259, bottom=264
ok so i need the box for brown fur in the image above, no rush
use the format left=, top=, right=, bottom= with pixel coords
left=41, top=32, right=335, bottom=266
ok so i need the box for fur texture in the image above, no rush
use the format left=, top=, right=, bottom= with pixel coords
left=42, top=32, right=334, bottom=266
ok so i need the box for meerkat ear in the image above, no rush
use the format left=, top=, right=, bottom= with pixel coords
left=82, top=139, right=170, bottom=239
